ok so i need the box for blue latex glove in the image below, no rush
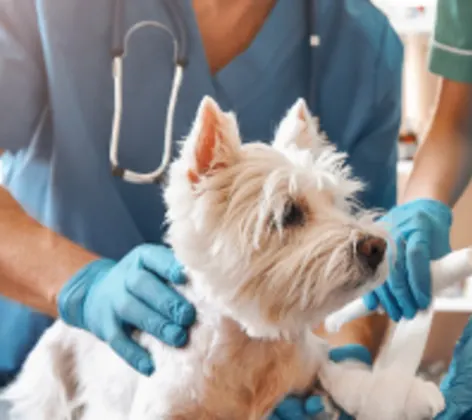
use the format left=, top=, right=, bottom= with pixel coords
left=270, top=344, right=372, bottom=420
left=363, top=199, right=452, bottom=321
left=58, top=244, right=196, bottom=376
left=435, top=316, right=472, bottom=420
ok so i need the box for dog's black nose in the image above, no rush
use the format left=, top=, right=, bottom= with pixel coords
left=356, top=235, right=386, bottom=271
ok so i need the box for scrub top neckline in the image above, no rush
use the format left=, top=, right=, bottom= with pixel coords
left=182, top=0, right=308, bottom=109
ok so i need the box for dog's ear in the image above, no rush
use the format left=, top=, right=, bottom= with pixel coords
left=184, top=96, right=241, bottom=183
left=272, top=98, right=328, bottom=155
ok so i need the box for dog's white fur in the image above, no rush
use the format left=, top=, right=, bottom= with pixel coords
left=0, top=97, right=443, bottom=419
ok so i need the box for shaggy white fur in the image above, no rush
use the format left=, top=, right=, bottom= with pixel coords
left=0, top=97, right=443, bottom=419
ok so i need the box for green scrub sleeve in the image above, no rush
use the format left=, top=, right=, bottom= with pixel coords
left=429, top=0, right=472, bottom=83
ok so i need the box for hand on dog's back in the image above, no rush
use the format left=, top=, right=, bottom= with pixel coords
left=57, top=243, right=196, bottom=375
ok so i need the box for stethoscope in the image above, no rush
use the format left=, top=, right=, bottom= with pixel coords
left=109, top=0, right=320, bottom=184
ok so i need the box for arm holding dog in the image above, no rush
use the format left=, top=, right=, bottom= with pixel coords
left=364, top=17, right=472, bottom=322
left=0, top=1, right=98, bottom=318
left=404, top=0, right=472, bottom=207
left=0, top=1, right=195, bottom=379
left=0, top=185, right=196, bottom=375
left=402, top=80, right=472, bottom=207
left=0, top=3, right=195, bottom=371
left=0, top=185, right=97, bottom=317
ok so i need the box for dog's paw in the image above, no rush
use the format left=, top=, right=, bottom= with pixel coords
left=405, top=378, right=445, bottom=420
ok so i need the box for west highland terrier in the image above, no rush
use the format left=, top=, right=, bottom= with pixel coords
left=0, top=97, right=442, bottom=419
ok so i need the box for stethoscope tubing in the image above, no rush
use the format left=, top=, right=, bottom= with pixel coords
left=109, top=0, right=318, bottom=184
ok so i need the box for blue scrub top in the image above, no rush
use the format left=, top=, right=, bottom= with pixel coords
left=0, top=0, right=403, bottom=386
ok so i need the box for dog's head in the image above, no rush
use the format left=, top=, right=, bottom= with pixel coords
left=164, top=97, right=389, bottom=338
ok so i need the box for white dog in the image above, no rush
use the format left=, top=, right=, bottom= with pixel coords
left=0, top=97, right=442, bottom=419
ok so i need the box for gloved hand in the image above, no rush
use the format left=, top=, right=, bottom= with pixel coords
left=435, top=316, right=472, bottom=420
left=363, top=198, right=452, bottom=321
left=58, top=244, right=196, bottom=376
left=269, top=344, right=372, bottom=420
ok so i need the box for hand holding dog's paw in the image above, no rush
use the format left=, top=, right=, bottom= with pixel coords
left=363, top=199, right=452, bottom=321
left=57, top=244, right=196, bottom=376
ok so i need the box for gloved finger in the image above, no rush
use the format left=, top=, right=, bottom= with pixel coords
left=405, top=231, right=431, bottom=310
left=108, top=329, right=155, bottom=376
left=374, top=283, right=402, bottom=321
left=304, top=395, right=325, bottom=415
left=387, top=236, right=417, bottom=319
left=127, top=270, right=196, bottom=327
left=137, top=244, right=187, bottom=284
left=273, top=396, right=308, bottom=420
left=363, top=290, right=379, bottom=311
left=119, top=294, right=189, bottom=347
left=329, top=344, right=372, bottom=366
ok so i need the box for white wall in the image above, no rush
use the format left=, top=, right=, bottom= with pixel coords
left=401, top=33, right=440, bottom=136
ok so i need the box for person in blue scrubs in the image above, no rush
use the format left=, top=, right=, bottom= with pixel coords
left=0, top=0, right=403, bottom=418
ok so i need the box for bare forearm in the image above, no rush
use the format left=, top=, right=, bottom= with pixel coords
left=403, top=79, right=472, bottom=206
left=0, top=186, right=98, bottom=316
left=403, top=123, right=472, bottom=206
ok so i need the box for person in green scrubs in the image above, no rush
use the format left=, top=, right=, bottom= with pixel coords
left=430, top=0, right=472, bottom=83
left=365, top=1, right=472, bottom=418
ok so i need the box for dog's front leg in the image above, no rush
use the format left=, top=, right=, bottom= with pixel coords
left=295, top=332, right=343, bottom=414
left=316, top=357, right=371, bottom=417
left=302, top=332, right=390, bottom=418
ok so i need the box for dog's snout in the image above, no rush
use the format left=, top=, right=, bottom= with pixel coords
left=356, top=235, right=386, bottom=271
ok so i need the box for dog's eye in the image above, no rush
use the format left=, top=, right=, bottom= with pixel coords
left=282, top=201, right=305, bottom=227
